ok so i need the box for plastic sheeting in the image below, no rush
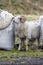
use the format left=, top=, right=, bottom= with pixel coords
left=0, top=10, right=14, bottom=50
left=0, top=22, right=14, bottom=50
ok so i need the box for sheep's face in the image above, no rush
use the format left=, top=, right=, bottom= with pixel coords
left=14, top=15, right=21, bottom=29
left=14, top=15, right=26, bottom=28
left=14, top=15, right=22, bottom=36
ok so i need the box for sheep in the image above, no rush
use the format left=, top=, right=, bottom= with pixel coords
left=24, top=21, right=40, bottom=49
left=39, top=16, right=43, bottom=46
left=14, top=15, right=40, bottom=51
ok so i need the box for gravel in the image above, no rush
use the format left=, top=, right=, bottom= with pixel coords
left=0, top=56, right=43, bottom=65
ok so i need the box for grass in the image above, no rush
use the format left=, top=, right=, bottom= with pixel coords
left=15, top=10, right=20, bottom=14
left=31, top=0, right=39, bottom=2
left=25, top=15, right=39, bottom=21
left=0, top=4, right=5, bottom=9
left=0, top=49, right=43, bottom=59
left=0, top=0, right=43, bottom=15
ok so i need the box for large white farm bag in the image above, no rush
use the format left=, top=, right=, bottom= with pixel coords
left=0, top=9, right=14, bottom=50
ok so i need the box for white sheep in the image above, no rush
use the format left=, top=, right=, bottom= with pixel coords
left=39, top=16, right=43, bottom=46
left=14, top=15, right=40, bottom=51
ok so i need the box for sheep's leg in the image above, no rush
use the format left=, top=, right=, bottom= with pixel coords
left=37, top=38, right=40, bottom=47
left=18, top=39, right=23, bottom=51
left=25, top=39, right=28, bottom=51
left=39, top=37, right=43, bottom=46
left=18, top=43, right=22, bottom=50
left=18, top=39, right=22, bottom=51
left=34, top=38, right=40, bottom=49
left=22, top=39, right=25, bottom=49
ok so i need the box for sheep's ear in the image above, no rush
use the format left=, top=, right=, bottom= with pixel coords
left=19, top=16, right=26, bottom=23
left=12, top=17, right=15, bottom=22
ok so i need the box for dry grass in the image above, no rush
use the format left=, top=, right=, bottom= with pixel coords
left=0, top=0, right=43, bottom=15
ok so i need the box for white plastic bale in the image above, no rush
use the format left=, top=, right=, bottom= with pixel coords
left=0, top=9, right=14, bottom=29
left=0, top=9, right=14, bottom=50
left=0, top=22, right=14, bottom=50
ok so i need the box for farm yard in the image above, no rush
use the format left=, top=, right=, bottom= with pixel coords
left=0, top=0, right=43, bottom=64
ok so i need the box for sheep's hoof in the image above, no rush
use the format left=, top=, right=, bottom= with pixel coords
left=18, top=47, right=21, bottom=51
left=21, top=48, right=26, bottom=51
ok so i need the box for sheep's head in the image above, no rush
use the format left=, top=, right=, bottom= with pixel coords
left=14, top=15, right=26, bottom=37
left=14, top=15, right=26, bottom=31
left=14, top=15, right=26, bottom=23
left=19, top=15, right=26, bottom=23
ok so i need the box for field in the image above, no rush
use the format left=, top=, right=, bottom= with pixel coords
left=0, top=0, right=43, bottom=15
left=0, top=0, right=43, bottom=64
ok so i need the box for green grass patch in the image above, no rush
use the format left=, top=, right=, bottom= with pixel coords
left=31, top=0, right=38, bottom=2
left=0, top=49, right=43, bottom=59
left=0, top=4, right=5, bottom=9
left=25, top=15, right=39, bottom=21
left=15, top=10, right=20, bottom=14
